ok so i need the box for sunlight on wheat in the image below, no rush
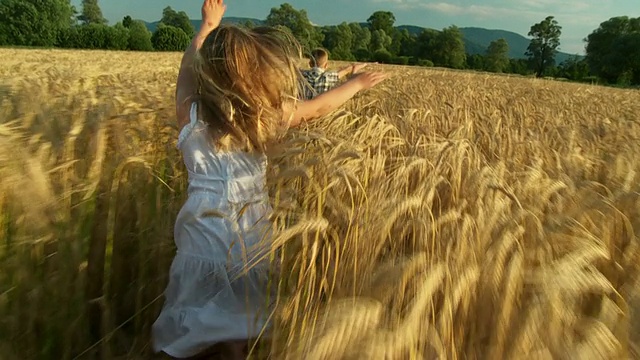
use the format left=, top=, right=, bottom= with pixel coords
left=0, top=48, right=639, bottom=360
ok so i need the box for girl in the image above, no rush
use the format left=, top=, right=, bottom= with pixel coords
left=152, top=1, right=388, bottom=359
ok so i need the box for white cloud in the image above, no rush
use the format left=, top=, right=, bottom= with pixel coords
left=373, top=0, right=601, bottom=22
left=416, top=2, right=548, bottom=22
left=421, top=2, right=465, bottom=15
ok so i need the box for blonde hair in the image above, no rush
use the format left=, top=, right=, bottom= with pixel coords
left=193, top=25, right=302, bottom=153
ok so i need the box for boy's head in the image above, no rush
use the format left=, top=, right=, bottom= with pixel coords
left=193, top=24, right=302, bottom=152
left=309, top=48, right=330, bottom=69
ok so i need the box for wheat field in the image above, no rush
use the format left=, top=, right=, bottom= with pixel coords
left=1, top=48, right=640, bottom=360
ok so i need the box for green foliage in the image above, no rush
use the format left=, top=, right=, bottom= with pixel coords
left=414, top=25, right=468, bottom=69
left=372, top=49, right=393, bottom=63
left=78, top=0, right=106, bottom=25
left=0, top=0, right=75, bottom=47
left=585, top=16, right=640, bottom=85
left=417, top=59, right=434, bottom=67
left=353, top=48, right=371, bottom=62
left=127, top=20, right=153, bottom=51
left=272, top=24, right=294, bottom=36
left=349, top=23, right=371, bottom=53
left=485, top=38, right=509, bottom=72
left=391, top=56, right=410, bottom=65
left=151, top=25, right=190, bottom=52
left=509, top=58, right=532, bottom=75
left=242, top=20, right=256, bottom=29
left=466, top=54, right=485, bottom=70
left=58, top=23, right=128, bottom=50
left=367, top=11, right=396, bottom=35
left=370, top=29, right=392, bottom=52
left=396, top=29, right=416, bottom=57
left=160, top=6, right=194, bottom=39
left=366, top=11, right=400, bottom=57
left=432, top=26, right=466, bottom=69
left=557, top=56, right=590, bottom=81
left=107, top=22, right=129, bottom=50
left=122, top=15, right=133, bottom=28
left=415, top=28, right=439, bottom=61
left=526, top=16, right=562, bottom=77
left=55, top=26, right=75, bottom=48
left=322, top=23, right=355, bottom=61
left=266, top=3, right=323, bottom=53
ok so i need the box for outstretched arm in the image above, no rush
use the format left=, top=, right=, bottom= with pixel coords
left=337, top=63, right=370, bottom=79
left=175, top=0, right=226, bottom=128
left=286, top=71, right=388, bottom=127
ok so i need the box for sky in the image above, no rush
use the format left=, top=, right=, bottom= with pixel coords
left=72, top=0, right=639, bottom=55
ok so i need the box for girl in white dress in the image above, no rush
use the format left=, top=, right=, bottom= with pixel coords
left=151, top=1, right=388, bottom=359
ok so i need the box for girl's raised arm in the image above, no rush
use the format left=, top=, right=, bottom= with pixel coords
left=287, top=71, right=388, bottom=127
left=175, top=0, right=226, bottom=129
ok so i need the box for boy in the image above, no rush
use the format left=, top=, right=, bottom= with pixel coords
left=300, top=48, right=369, bottom=100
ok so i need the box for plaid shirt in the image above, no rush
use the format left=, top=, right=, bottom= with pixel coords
left=299, top=67, right=340, bottom=100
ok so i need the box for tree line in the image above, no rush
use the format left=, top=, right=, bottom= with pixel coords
left=0, top=0, right=638, bottom=86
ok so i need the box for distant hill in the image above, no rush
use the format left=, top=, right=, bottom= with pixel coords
left=144, top=17, right=581, bottom=63
left=398, top=25, right=580, bottom=63
left=459, top=27, right=580, bottom=63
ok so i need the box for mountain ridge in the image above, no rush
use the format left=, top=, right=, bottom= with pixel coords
left=143, top=18, right=581, bottom=63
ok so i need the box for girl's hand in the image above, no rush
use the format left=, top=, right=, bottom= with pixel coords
left=353, top=71, right=388, bottom=90
left=201, top=0, right=226, bottom=29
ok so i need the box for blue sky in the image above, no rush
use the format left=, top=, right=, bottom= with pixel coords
left=72, top=0, right=639, bottom=55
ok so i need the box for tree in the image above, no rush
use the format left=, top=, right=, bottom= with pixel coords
left=353, top=48, right=371, bottom=62
left=266, top=3, right=323, bottom=52
left=349, top=23, right=371, bottom=52
left=612, top=32, right=640, bottom=85
left=372, top=49, right=393, bottom=63
left=415, top=28, right=439, bottom=63
left=106, top=22, right=129, bottom=50
left=585, top=16, right=640, bottom=85
left=367, top=11, right=396, bottom=35
left=0, top=0, right=75, bottom=47
left=122, top=15, right=133, bottom=28
left=557, top=56, right=590, bottom=81
left=466, top=54, right=485, bottom=70
left=485, top=38, right=510, bottom=72
left=160, top=6, right=194, bottom=39
left=151, top=25, right=190, bottom=52
left=59, top=22, right=128, bottom=50
left=509, top=58, right=531, bottom=75
left=526, top=16, right=562, bottom=77
left=78, top=0, right=106, bottom=25
left=127, top=20, right=153, bottom=51
left=322, top=23, right=355, bottom=60
left=433, top=26, right=466, bottom=69
left=392, top=29, right=414, bottom=57
left=369, top=29, right=392, bottom=52
left=242, top=20, right=255, bottom=29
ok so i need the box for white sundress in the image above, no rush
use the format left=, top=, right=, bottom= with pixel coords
left=152, top=102, right=276, bottom=358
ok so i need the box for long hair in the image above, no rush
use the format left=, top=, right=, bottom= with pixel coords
left=192, top=24, right=303, bottom=153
